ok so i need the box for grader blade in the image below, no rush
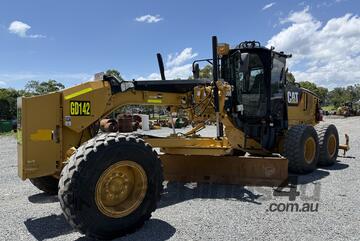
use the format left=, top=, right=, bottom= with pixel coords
left=160, top=154, right=288, bottom=187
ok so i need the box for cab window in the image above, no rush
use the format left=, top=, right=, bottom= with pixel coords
left=271, top=56, right=285, bottom=96
left=248, top=68, right=264, bottom=94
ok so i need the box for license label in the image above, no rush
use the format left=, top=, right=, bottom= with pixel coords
left=70, top=101, right=91, bottom=116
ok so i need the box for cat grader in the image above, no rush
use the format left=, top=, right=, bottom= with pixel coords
left=17, top=36, right=349, bottom=239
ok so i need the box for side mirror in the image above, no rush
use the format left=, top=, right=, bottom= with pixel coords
left=193, top=63, right=200, bottom=79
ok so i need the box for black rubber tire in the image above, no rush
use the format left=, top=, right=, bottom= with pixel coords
left=29, top=176, right=59, bottom=195
left=58, top=133, right=163, bottom=240
left=315, top=124, right=339, bottom=166
left=284, top=125, right=319, bottom=174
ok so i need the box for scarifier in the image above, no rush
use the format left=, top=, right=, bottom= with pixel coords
left=17, top=36, right=349, bottom=240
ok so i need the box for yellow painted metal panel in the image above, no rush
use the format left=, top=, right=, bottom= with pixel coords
left=18, top=93, right=61, bottom=179
left=64, top=87, right=93, bottom=100
left=147, top=99, right=162, bottom=104
left=160, top=154, right=288, bottom=186
left=30, top=129, right=53, bottom=141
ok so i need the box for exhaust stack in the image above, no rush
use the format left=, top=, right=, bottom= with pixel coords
left=157, top=53, right=166, bottom=80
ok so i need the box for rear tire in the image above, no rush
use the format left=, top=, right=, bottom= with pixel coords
left=315, top=124, right=339, bottom=166
left=58, top=133, right=163, bottom=240
left=284, top=125, right=319, bottom=174
left=29, top=176, right=59, bottom=195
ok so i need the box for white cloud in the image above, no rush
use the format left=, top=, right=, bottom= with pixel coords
left=0, top=80, right=6, bottom=86
left=316, top=0, right=346, bottom=8
left=8, top=21, right=29, bottom=37
left=280, top=6, right=312, bottom=24
left=267, top=7, right=360, bottom=88
left=135, top=15, right=163, bottom=23
left=166, top=48, right=198, bottom=68
left=262, top=2, right=276, bottom=11
left=8, top=20, right=45, bottom=38
left=138, top=48, right=198, bottom=80
left=139, top=64, right=194, bottom=80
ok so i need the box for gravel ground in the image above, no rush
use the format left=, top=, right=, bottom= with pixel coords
left=0, top=116, right=359, bottom=241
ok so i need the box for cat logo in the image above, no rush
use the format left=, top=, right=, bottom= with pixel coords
left=287, top=91, right=299, bottom=104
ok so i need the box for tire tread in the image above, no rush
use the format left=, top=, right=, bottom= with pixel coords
left=58, top=133, right=163, bottom=240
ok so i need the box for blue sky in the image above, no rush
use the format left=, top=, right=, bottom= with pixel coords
left=0, top=0, right=359, bottom=89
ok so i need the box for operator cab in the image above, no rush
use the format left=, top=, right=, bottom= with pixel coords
left=221, top=41, right=290, bottom=149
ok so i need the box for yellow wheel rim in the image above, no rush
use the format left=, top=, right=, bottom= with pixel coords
left=95, top=161, right=147, bottom=218
left=327, top=134, right=337, bottom=158
left=304, top=137, right=316, bottom=164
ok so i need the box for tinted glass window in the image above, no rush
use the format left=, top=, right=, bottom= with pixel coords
left=235, top=71, right=244, bottom=99
left=249, top=68, right=264, bottom=94
left=231, top=53, right=266, bottom=117
left=271, top=57, right=285, bottom=96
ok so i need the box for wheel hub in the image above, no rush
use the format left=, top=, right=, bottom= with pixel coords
left=327, top=134, right=337, bottom=158
left=304, top=137, right=316, bottom=164
left=104, top=174, right=130, bottom=206
left=95, top=161, right=147, bottom=218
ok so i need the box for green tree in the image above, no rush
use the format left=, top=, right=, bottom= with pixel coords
left=0, top=99, right=11, bottom=119
left=325, top=84, right=360, bottom=108
left=328, top=87, right=347, bottom=107
left=345, top=85, right=360, bottom=103
left=189, top=64, right=213, bottom=79
left=317, top=86, right=329, bottom=105
left=299, top=81, right=329, bottom=105
left=24, top=80, right=65, bottom=95
left=199, top=65, right=212, bottom=79
left=286, top=72, right=296, bottom=84
left=0, top=88, right=20, bottom=119
left=299, top=81, right=317, bottom=93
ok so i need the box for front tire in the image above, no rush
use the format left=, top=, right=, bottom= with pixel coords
left=284, top=125, right=319, bottom=174
left=58, top=133, right=163, bottom=240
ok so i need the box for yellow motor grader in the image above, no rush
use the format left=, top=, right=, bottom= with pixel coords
left=17, top=36, right=349, bottom=240
left=336, top=102, right=359, bottom=117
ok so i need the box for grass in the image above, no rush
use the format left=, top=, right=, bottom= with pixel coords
left=322, top=105, right=336, bottom=111
left=0, top=130, right=16, bottom=137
